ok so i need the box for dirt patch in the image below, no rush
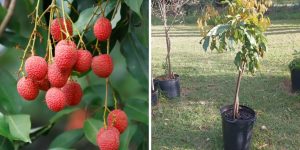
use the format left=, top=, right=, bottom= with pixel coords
left=281, top=79, right=297, bottom=96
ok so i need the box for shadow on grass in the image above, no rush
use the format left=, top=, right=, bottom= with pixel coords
left=152, top=73, right=300, bottom=149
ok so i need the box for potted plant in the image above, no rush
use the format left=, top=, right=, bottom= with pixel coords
left=200, top=0, right=272, bottom=149
left=289, top=52, right=300, bottom=92
left=151, top=0, right=189, bottom=98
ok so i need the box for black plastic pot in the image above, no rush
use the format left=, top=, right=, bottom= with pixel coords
left=220, top=105, right=256, bottom=150
left=157, top=74, right=180, bottom=99
left=291, top=69, right=300, bottom=92
left=151, top=90, right=158, bottom=106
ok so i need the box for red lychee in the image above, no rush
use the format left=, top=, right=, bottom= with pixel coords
left=48, top=63, right=70, bottom=88
left=17, top=77, right=39, bottom=101
left=50, top=18, right=73, bottom=41
left=93, top=17, right=112, bottom=41
left=55, top=40, right=77, bottom=71
left=45, top=87, right=66, bottom=112
left=25, top=56, right=48, bottom=81
left=97, top=126, right=120, bottom=150
left=36, top=77, right=50, bottom=91
left=107, top=109, right=128, bottom=133
left=91, top=54, right=113, bottom=78
left=61, top=81, right=83, bottom=106
left=74, top=49, right=92, bottom=73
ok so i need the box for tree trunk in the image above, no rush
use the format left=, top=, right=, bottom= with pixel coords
left=162, top=0, right=172, bottom=79
left=233, top=63, right=245, bottom=119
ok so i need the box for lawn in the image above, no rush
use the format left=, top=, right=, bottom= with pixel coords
left=151, top=20, right=300, bottom=150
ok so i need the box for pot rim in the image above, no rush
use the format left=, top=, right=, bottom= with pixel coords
left=155, top=74, right=180, bottom=82
left=220, top=105, right=256, bottom=123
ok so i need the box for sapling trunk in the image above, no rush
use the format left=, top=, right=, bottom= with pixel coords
left=233, top=62, right=245, bottom=119
left=162, top=0, right=172, bottom=79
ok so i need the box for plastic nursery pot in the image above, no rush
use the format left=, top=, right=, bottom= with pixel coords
left=291, top=69, right=300, bottom=92
left=220, top=105, right=256, bottom=150
left=157, top=74, right=180, bottom=99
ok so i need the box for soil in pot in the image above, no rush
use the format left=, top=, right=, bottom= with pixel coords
left=291, top=69, right=300, bottom=92
left=157, top=74, right=180, bottom=99
left=220, top=105, right=256, bottom=150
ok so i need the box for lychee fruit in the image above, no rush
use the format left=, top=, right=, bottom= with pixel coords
left=107, top=109, right=128, bottom=133
left=50, top=18, right=73, bottom=41
left=61, top=81, right=83, bottom=106
left=45, top=87, right=66, bottom=112
left=97, top=126, right=120, bottom=150
left=17, top=77, right=39, bottom=100
left=36, top=77, right=50, bottom=91
left=91, top=54, right=113, bottom=78
left=25, top=56, right=48, bottom=81
left=74, top=49, right=92, bottom=73
left=48, top=63, right=70, bottom=88
left=55, top=40, right=77, bottom=71
left=93, top=17, right=112, bottom=41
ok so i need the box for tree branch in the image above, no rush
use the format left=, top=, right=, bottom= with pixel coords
left=0, top=0, right=16, bottom=37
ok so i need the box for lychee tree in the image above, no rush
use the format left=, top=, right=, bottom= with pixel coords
left=200, top=0, right=271, bottom=119
left=0, top=0, right=148, bottom=149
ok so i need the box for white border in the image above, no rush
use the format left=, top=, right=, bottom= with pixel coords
left=148, top=0, right=152, bottom=149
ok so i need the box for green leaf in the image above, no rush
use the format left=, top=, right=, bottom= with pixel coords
left=124, top=99, right=148, bottom=125
left=202, top=37, right=210, bottom=51
left=0, top=113, right=13, bottom=140
left=74, top=1, right=116, bottom=34
left=121, top=33, right=148, bottom=90
left=207, top=24, right=229, bottom=36
left=6, top=115, right=31, bottom=143
left=49, top=107, right=79, bottom=123
left=83, top=118, right=103, bottom=145
left=49, top=129, right=84, bottom=148
left=124, top=0, right=143, bottom=17
left=0, top=69, right=22, bottom=113
left=234, top=51, right=242, bottom=69
left=120, top=124, right=138, bottom=150
left=111, top=3, right=122, bottom=29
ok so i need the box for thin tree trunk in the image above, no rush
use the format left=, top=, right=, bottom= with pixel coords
left=162, top=0, right=172, bottom=78
left=233, top=63, right=245, bottom=119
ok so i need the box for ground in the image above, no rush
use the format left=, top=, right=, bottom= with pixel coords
left=151, top=20, right=300, bottom=150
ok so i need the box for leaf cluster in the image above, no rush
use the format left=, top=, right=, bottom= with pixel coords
left=200, top=0, right=271, bottom=73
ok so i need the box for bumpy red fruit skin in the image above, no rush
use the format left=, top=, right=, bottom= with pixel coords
left=93, top=17, right=112, bottom=41
left=97, top=126, right=120, bottom=150
left=48, top=63, right=70, bottom=88
left=45, top=88, right=66, bottom=112
left=61, top=81, right=83, bottom=106
left=25, top=56, right=48, bottom=81
left=107, top=109, right=128, bottom=133
left=17, top=77, right=39, bottom=101
left=91, top=54, right=113, bottom=78
left=37, top=77, right=50, bottom=91
left=55, top=40, right=77, bottom=71
left=50, top=18, right=73, bottom=41
left=74, top=49, right=92, bottom=73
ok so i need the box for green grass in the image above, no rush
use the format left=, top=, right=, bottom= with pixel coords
left=151, top=20, right=300, bottom=149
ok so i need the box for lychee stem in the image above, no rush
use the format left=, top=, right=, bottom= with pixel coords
left=106, top=39, right=110, bottom=54
left=60, top=0, right=71, bottom=39
left=18, top=0, right=41, bottom=77
left=103, top=0, right=110, bottom=17
left=103, top=78, right=109, bottom=128
left=112, top=89, right=118, bottom=109
left=46, top=0, right=55, bottom=63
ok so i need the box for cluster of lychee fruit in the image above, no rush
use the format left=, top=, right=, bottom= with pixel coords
left=97, top=109, right=128, bottom=150
left=17, top=16, right=113, bottom=112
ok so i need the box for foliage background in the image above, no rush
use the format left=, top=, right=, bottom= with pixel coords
left=0, top=0, right=148, bottom=149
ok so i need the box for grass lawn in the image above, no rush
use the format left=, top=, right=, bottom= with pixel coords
left=151, top=20, right=300, bottom=150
